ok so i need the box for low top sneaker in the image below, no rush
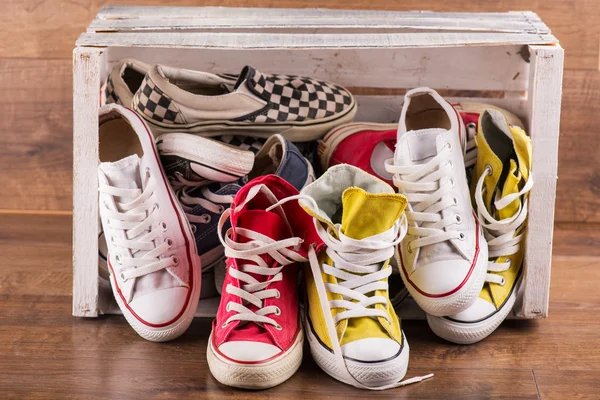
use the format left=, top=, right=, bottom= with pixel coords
left=97, top=104, right=200, bottom=342
left=101, top=59, right=150, bottom=107
left=385, top=88, right=488, bottom=317
left=207, top=175, right=321, bottom=389
left=318, top=103, right=524, bottom=186
left=132, top=64, right=356, bottom=141
left=427, top=109, right=533, bottom=344
left=298, top=164, right=431, bottom=389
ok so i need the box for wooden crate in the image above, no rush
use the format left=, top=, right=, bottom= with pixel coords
left=73, top=6, right=563, bottom=319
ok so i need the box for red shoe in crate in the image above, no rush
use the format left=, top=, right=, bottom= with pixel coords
left=318, top=101, right=524, bottom=184
left=207, top=175, right=321, bottom=389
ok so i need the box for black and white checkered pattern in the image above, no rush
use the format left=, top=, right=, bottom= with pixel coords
left=104, top=74, right=121, bottom=105
left=136, top=76, right=184, bottom=124
left=217, top=135, right=265, bottom=154
left=241, top=68, right=353, bottom=123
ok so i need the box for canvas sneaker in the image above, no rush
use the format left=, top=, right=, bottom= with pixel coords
left=297, top=164, right=432, bottom=389
left=132, top=64, right=356, bottom=141
left=101, top=58, right=150, bottom=107
left=157, top=133, right=314, bottom=296
left=427, top=109, right=533, bottom=344
left=206, top=175, right=320, bottom=389
left=318, top=103, right=524, bottom=186
left=97, top=104, right=201, bottom=342
left=384, top=87, right=488, bottom=317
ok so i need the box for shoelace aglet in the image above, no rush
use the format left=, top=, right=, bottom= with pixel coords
left=398, top=373, right=434, bottom=387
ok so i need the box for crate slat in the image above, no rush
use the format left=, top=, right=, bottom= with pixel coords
left=77, top=31, right=557, bottom=50
left=89, top=7, right=549, bottom=35
left=104, top=45, right=531, bottom=92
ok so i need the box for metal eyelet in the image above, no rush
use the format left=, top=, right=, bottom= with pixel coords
left=455, top=215, right=462, bottom=224
left=217, top=205, right=225, bottom=214
left=449, top=179, right=455, bottom=188
left=467, top=122, right=477, bottom=129
left=485, top=165, right=493, bottom=175
left=500, top=277, right=506, bottom=286
left=274, top=307, right=281, bottom=316
left=447, top=161, right=453, bottom=168
left=191, top=225, right=197, bottom=234
left=110, top=236, right=116, bottom=244
left=275, top=324, right=283, bottom=331
left=172, top=256, right=179, bottom=265
left=145, top=167, right=151, bottom=178
left=226, top=303, right=231, bottom=312
left=407, top=242, right=413, bottom=254
left=458, top=232, right=466, bottom=240
left=153, top=203, right=160, bottom=211
left=446, top=143, right=452, bottom=150
left=161, top=221, right=168, bottom=231
left=221, top=322, right=229, bottom=328
left=274, top=290, right=281, bottom=299
left=115, top=254, right=122, bottom=264
left=203, top=214, right=212, bottom=223
left=119, top=271, right=127, bottom=282
left=453, top=197, right=459, bottom=205
left=165, top=238, right=173, bottom=248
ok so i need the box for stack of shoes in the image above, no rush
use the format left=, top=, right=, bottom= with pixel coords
left=96, top=58, right=534, bottom=389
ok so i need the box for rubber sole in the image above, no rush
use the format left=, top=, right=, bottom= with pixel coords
left=306, top=317, right=409, bottom=388
left=139, top=102, right=357, bottom=143
left=109, top=253, right=201, bottom=343
left=156, top=133, right=254, bottom=182
left=426, top=291, right=517, bottom=344
left=399, top=235, right=489, bottom=317
left=207, top=330, right=304, bottom=389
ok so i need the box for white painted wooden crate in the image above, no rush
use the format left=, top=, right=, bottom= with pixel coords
left=73, top=6, right=563, bottom=319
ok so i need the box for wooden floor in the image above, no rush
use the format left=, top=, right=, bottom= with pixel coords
left=0, top=214, right=598, bottom=399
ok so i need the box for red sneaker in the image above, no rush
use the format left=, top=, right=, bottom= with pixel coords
left=207, top=175, right=321, bottom=389
left=318, top=102, right=524, bottom=185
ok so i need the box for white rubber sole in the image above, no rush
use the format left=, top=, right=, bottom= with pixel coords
left=140, top=102, right=357, bottom=143
left=318, top=122, right=397, bottom=169
left=306, top=318, right=409, bottom=388
left=427, top=291, right=517, bottom=344
left=207, top=330, right=304, bottom=389
left=109, top=253, right=201, bottom=343
left=156, top=132, right=254, bottom=182
left=400, top=237, right=489, bottom=317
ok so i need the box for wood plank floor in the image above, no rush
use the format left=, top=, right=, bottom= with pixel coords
left=1, top=214, right=599, bottom=399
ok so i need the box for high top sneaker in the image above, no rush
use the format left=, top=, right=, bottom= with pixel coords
left=97, top=104, right=201, bottom=342
left=427, top=109, right=533, bottom=344
left=207, top=175, right=321, bottom=389
left=299, top=164, right=431, bottom=389
left=385, top=87, right=488, bottom=317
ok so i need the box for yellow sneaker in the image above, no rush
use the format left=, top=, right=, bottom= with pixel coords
left=297, top=164, right=432, bottom=389
left=427, top=108, right=533, bottom=344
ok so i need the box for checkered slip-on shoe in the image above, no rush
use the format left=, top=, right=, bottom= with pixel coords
left=101, top=59, right=150, bottom=107
left=132, top=64, right=356, bottom=142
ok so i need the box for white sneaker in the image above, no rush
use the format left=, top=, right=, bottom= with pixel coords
left=97, top=104, right=201, bottom=341
left=385, top=88, right=488, bottom=317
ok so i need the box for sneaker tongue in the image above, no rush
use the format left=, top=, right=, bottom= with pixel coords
left=396, top=128, right=446, bottom=166
left=340, top=187, right=406, bottom=240
left=233, top=65, right=255, bottom=90
left=99, top=155, right=142, bottom=206
left=235, top=210, right=289, bottom=267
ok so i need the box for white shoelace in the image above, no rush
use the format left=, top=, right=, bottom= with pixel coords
left=170, top=171, right=235, bottom=228
left=474, top=166, right=534, bottom=285
left=99, top=170, right=177, bottom=288
left=217, top=186, right=308, bottom=329
left=385, top=144, right=463, bottom=253
left=278, top=194, right=432, bottom=390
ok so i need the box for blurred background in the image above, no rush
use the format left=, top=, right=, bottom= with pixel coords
left=0, top=0, right=596, bottom=256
